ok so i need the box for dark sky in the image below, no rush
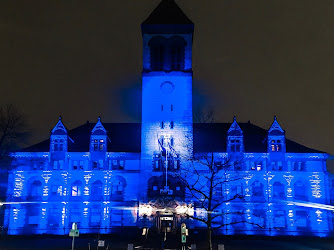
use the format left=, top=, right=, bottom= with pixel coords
left=1, top=0, right=334, bottom=157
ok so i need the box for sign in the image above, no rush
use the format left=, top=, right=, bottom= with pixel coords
left=181, top=223, right=187, bottom=243
left=69, top=229, right=79, bottom=237
left=98, top=240, right=105, bottom=247
left=181, top=234, right=186, bottom=243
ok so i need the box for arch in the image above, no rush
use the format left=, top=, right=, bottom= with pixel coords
left=251, top=181, right=264, bottom=202
left=272, top=181, right=285, bottom=200
left=71, top=180, right=82, bottom=197
left=91, top=180, right=103, bottom=201
left=294, top=181, right=308, bottom=201
left=231, top=181, right=244, bottom=199
left=27, top=179, right=42, bottom=201
left=167, top=35, right=187, bottom=70
left=111, top=176, right=127, bottom=201
left=149, top=36, right=167, bottom=71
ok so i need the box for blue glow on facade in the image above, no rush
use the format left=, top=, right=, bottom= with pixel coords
left=2, top=0, right=334, bottom=237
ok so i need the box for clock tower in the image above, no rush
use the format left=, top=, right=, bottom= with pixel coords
left=140, top=0, right=194, bottom=200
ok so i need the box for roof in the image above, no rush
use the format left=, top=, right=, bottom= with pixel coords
left=143, top=0, right=193, bottom=25
left=142, top=0, right=194, bottom=34
left=20, top=122, right=324, bottom=154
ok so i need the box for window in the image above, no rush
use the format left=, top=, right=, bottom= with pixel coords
left=111, top=160, right=124, bottom=170
left=171, top=104, right=173, bottom=111
left=53, top=161, right=58, bottom=170
left=170, top=138, right=174, bottom=147
left=90, top=206, right=101, bottom=227
left=91, top=181, right=103, bottom=201
left=294, top=181, right=307, bottom=201
left=30, top=180, right=42, bottom=197
left=53, top=139, right=64, bottom=152
left=273, top=181, right=285, bottom=199
left=111, top=180, right=124, bottom=201
left=51, top=185, right=62, bottom=196
left=73, top=161, right=78, bottom=170
left=170, top=121, right=174, bottom=129
left=161, top=121, right=164, bottom=129
left=296, top=211, right=308, bottom=230
left=92, top=161, right=98, bottom=170
left=161, top=105, right=163, bottom=111
left=169, top=36, right=186, bottom=70
left=270, top=139, right=282, bottom=152
left=251, top=181, right=264, bottom=201
left=71, top=181, right=82, bottom=197
left=251, top=161, right=262, bottom=171
left=93, top=139, right=105, bottom=151
left=229, top=138, right=242, bottom=152
left=293, top=162, right=306, bottom=171
left=274, top=210, right=286, bottom=228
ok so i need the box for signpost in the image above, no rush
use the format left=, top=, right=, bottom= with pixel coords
left=69, top=222, right=79, bottom=250
left=181, top=223, right=187, bottom=250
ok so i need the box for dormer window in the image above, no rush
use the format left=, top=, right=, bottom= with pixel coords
left=227, top=117, right=243, bottom=153
left=54, top=139, right=64, bottom=152
left=230, top=139, right=241, bottom=152
left=270, top=140, right=282, bottom=152
left=93, top=139, right=105, bottom=151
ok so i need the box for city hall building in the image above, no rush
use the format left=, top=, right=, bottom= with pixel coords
left=4, top=0, right=334, bottom=236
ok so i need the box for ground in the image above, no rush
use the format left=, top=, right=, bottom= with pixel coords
left=0, top=234, right=333, bottom=250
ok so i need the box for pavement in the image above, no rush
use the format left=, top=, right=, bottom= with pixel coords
left=0, top=234, right=333, bottom=249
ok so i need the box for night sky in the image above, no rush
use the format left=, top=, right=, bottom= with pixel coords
left=1, top=1, right=334, bottom=158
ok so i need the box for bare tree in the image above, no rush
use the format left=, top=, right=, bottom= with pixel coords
left=173, top=151, right=246, bottom=250
left=0, top=104, right=29, bottom=170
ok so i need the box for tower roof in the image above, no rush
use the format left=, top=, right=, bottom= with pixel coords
left=143, top=0, right=193, bottom=25
left=142, top=0, right=194, bottom=34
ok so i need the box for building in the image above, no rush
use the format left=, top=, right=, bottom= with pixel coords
left=3, top=0, right=333, bottom=236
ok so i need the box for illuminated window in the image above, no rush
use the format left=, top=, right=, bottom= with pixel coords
left=51, top=185, right=62, bottom=196
left=71, top=181, right=82, bottom=197
left=270, top=140, right=282, bottom=152
left=99, top=139, right=104, bottom=151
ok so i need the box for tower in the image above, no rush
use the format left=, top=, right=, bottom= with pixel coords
left=140, top=0, right=194, bottom=200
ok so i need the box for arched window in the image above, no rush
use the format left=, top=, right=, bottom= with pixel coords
left=231, top=182, right=244, bottom=199
left=251, top=181, right=264, bottom=202
left=28, top=180, right=42, bottom=200
left=294, top=181, right=308, bottom=201
left=71, top=181, right=82, bottom=197
left=91, top=180, right=103, bottom=201
left=168, top=36, right=186, bottom=71
left=149, top=36, right=167, bottom=71
left=111, top=178, right=126, bottom=201
left=273, top=181, right=285, bottom=199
